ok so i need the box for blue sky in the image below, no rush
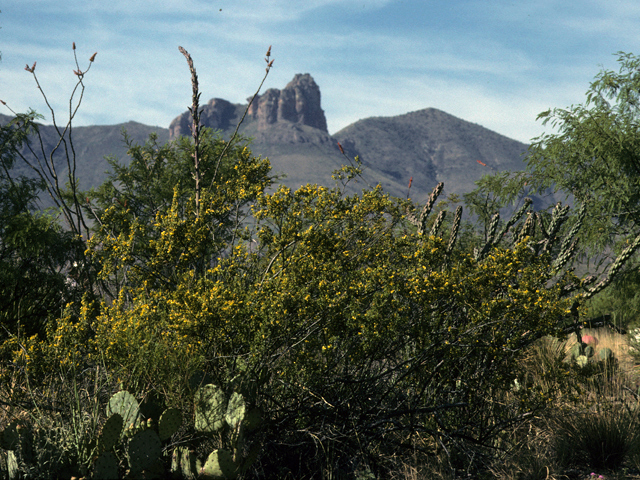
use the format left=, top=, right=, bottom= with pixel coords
left=2, top=0, right=639, bottom=143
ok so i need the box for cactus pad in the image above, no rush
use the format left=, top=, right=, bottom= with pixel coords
left=159, top=407, right=182, bottom=441
left=1, top=421, right=21, bottom=450
left=225, top=392, right=246, bottom=430
left=98, top=413, right=123, bottom=452
left=200, top=448, right=238, bottom=480
left=599, top=347, right=614, bottom=361
left=107, top=390, right=140, bottom=429
left=93, top=451, right=119, bottom=480
left=126, top=428, right=162, bottom=474
left=195, top=384, right=228, bottom=433
left=570, top=343, right=583, bottom=358
left=171, top=446, right=198, bottom=480
left=243, top=407, right=263, bottom=432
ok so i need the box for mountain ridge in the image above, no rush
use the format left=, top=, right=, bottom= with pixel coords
left=2, top=73, right=563, bottom=214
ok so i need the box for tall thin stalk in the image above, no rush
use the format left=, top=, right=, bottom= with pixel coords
left=178, top=46, right=203, bottom=218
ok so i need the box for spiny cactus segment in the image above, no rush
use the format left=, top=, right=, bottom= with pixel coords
left=158, top=407, right=182, bottom=441
left=1, top=421, right=22, bottom=450
left=97, top=413, right=123, bottom=452
left=406, top=181, right=444, bottom=236
left=126, top=428, right=162, bottom=475
left=106, top=390, right=141, bottom=430
left=599, top=347, right=614, bottom=361
left=171, top=446, right=199, bottom=480
left=429, top=210, right=447, bottom=237
left=92, top=451, right=118, bottom=480
left=200, top=448, right=238, bottom=480
left=224, top=392, right=246, bottom=431
left=195, top=384, right=228, bottom=433
left=446, top=206, right=462, bottom=255
left=243, top=407, right=263, bottom=432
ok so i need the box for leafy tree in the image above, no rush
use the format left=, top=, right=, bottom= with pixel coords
left=464, top=52, right=640, bottom=328
left=0, top=115, right=79, bottom=357
left=476, top=52, right=640, bottom=257
left=85, top=129, right=272, bottom=299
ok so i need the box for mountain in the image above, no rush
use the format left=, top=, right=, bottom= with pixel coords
left=0, top=114, right=170, bottom=202
left=334, top=108, right=531, bottom=202
left=168, top=73, right=561, bottom=210
left=3, top=73, right=563, bottom=213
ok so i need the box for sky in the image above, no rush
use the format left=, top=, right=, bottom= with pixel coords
left=2, top=0, right=640, bottom=144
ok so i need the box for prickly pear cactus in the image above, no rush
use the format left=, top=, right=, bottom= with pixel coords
left=599, top=347, right=614, bottom=361
left=225, top=392, right=246, bottom=430
left=583, top=345, right=595, bottom=358
left=570, top=343, right=583, bottom=359
left=98, top=413, right=123, bottom=452
left=123, top=417, right=148, bottom=439
left=200, top=448, right=238, bottom=480
left=126, top=428, right=162, bottom=475
left=243, top=407, right=263, bottom=432
left=1, top=421, right=21, bottom=450
left=195, top=384, right=228, bottom=433
left=107, top=390, right=141, bottom=430
left=93, top=451, right=119, bottom=480
left=576, top=355, right=588, bottom=367
left=158, top=407, right=182, bottom=441
left=171, top=446, right=198, bottom=480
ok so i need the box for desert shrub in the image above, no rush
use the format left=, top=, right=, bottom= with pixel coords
left=21, top=171, right=578, bottom=477
left=9, top=45, right=640, bottom=479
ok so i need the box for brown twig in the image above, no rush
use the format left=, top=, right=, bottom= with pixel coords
left=210, top=46, right=274, bottom=188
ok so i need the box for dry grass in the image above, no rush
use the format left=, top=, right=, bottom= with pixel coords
left=493, top=329, right=640, bottom=480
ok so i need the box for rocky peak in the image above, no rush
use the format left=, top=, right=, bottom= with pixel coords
left=168, top=74, right=328, bottom=138
left=248, top=73, right=328, bottom=132
left=169, top=98, right=238, bottom=138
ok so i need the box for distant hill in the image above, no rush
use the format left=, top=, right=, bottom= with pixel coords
left=334, top=108, right=531, bottom=202
left=0, top=114, right=169, bottom=206
left=2, top=73, right=565, bottom=214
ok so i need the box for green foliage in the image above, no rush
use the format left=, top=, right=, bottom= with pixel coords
left=0, top=114, right=80, bottom=360
left=86, top=128, right=272, bottom=296
left=467, top=52, right=640, bottom=259
left=35, top=170, right=585, bottom=476
left=464, top=52, right=640, bottom=336
left=11, top=47, right=640, bottom=479
left=553, top=404, right=640, bottom=470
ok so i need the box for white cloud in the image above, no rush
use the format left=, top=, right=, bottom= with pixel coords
left=3, top=0, right=635, bottom=147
